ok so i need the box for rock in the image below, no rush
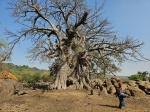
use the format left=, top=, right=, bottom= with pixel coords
left=18, top=91, right=29, bottom=95
left=0, top=79, right=23, bottom=103
left=124, top=89, right=131, bottom=96
left=127, top=80, right=137, bottom=87
left=107, top=85, right=116, bottom=94
left=127, top=86, right=145, bottom=97
left=99, top=86, right=107, bottom=95
left=30, top=82, right=52, bottom=91
left=106, top=81, right=112, bottom=86
left=135, top=80, right=143, bottom=85
left=111, top=78, right=117, bottom=85
left=49, top=83, right=54, bottom=90
left=113, top=82, right=119, bottom=88
left=91, top=79, right=103, bottom=89
left=122, top=83, right=128, bottom=90
left=136, top=81, right=150, bottom=95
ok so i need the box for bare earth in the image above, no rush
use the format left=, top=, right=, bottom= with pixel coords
left=0, top=88, right=150, bottom=112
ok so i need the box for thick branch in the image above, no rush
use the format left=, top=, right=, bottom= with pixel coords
left=27, top=0, right=58, bottom=32
left=74, top=12, right=89, bottom=29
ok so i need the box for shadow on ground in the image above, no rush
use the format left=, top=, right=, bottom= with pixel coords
left=99, top=104, right=119, bottom=109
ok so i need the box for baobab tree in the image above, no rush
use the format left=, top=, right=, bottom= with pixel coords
left=5, top=0, right=148, bottom=90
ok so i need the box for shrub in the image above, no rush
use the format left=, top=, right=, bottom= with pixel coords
left=128, top=74, right=142, bottom=80
left=41, top=75, right=54, bottom=82
left=28, top=73, right=41, bottom=83
left=19, top=73, right=54, bottom=83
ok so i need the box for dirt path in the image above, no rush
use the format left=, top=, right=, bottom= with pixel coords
left=0, top=89, right=150, bottom=112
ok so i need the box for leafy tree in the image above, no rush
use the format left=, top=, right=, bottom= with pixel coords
left=129, top=71, right=150, bottom=81
left=137, top=71, right=149, bottom=81
left=0, top=38, right=10, bottom=71
left=21, top=65, right=29, bottom=69
left=129, top=74, right=142, bottom=80
left=0, top=38, right=9, bottom=62
left=41, top=74, right=53, bottom=82
left=5, top=0, right=149, bottom=90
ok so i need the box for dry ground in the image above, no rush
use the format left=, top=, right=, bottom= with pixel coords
left=0, top=88, right=150, bottom=112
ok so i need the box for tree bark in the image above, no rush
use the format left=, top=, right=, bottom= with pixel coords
left=52, top=62, right=92, bottom=91
left=54, top=63, right=71, bottom=89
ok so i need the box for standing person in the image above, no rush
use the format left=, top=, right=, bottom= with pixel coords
left=115, top=78, right=125, bottom=109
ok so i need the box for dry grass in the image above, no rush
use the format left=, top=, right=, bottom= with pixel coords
left=0, top=88, right=150, bottom=112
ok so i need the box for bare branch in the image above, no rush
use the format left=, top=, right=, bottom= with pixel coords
left=74, top=12, right=88, bottom=29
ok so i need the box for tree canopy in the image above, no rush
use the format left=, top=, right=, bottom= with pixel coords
left=4, top=0, right=149, bottom=89
left=129, top=71, right=150, bottom=81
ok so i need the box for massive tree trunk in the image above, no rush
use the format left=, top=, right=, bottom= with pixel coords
left=54, top=63, right=69, bottom=89
left=51, top=48, right=92, bottom=91
left=52, top=60, right=92, bottom=91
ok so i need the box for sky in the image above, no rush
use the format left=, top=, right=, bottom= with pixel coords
left=0, top=0, right=150, bottom=76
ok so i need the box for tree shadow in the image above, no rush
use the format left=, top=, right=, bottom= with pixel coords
left=99, top=104, right=118, bottom=109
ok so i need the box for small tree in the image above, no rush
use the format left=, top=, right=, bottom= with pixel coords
left=129, top=74, right=142, bottom=80
left=137, top=71, right=149, bottom=81
left=5, top=0, right=149, bottom=90
left=0, top=38, right=10, bottom=71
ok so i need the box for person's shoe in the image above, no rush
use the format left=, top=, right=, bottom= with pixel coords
left=121, top=106, right=126, bottom=110
left=118, top=106, right=122, bottom=109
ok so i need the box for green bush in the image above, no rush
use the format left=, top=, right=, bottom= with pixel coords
left=41, top=75, right=54, bottom=82
left=0, top=63, right=53, bottom=83
left=27, top=73, right=41, bottom=83
left=128, top=74, right=142, bottom=80
left=18, top=72, right=54, bottom=83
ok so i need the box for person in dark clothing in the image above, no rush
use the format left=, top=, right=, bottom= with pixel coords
left=115, top=86, right=125, bottom=109
left=115, top=78, right=127, bottom=109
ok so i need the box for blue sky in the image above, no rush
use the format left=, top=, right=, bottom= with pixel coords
left=0, top=0, right=150, bottom=76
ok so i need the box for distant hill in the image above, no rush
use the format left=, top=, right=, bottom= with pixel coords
left=102, top=74, right=129, bottom=81
left=0, top=63, right=50, bottom=82
left=0, top=63, right=49, bottom=74
left=0, top=63, right=129, bottom=82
